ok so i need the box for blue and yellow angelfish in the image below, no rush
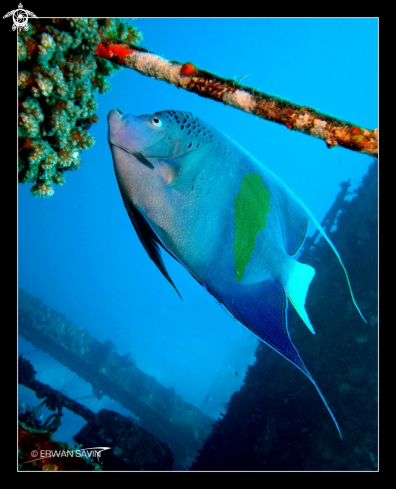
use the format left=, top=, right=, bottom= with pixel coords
left=108, top=109, right=366, bottom=437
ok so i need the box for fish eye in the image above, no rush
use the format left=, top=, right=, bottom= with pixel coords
left=152, top=117, right=163, bottom=128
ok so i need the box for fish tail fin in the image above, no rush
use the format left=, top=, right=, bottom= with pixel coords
left=308, top=213, right=367, bottom=323
left=284, top=259, right=316, bottom=334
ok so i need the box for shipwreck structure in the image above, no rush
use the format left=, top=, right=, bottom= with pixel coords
left=18, top=288, right=213, bottom=469
left=18, top=160, right=377, bottom=471
left=192, top=161, right=378, bottom=471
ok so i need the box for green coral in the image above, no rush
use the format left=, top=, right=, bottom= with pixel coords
left=18, top=18, right=141, bottom=197
left=99, top=18, right=143, bottom=45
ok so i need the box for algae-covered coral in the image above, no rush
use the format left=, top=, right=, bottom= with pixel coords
left=18, top=18, right=142, bottom=197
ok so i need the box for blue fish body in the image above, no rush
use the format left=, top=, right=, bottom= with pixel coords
left=108, top=109, right=365, bottom=437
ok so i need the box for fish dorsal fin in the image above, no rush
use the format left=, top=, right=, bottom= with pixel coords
left=168, top=146, right=208, bottom=192
left=305, top=209, right=367, bottom=323
left=122, top=196, right=182, bottom=299
left=277, top=176, right=366, bottom=323
left=268, top=175, right=310, bottom=256
left=264, top=169, right=365, bottom=323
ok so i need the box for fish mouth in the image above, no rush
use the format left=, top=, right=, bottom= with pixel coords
left=108, top=110, right=155, bottom=169
left=108, top=110, right=171, bottom=169
left=110, top=143, right=155, bottom=169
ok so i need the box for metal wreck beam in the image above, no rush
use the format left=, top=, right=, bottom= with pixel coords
left=18, top=287, right=213, bottom=468
left=95, top=41, right=378, bottom=158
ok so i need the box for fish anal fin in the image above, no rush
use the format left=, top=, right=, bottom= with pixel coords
left=211, top=278, right=341, bottom=437
left=216, top=279, right=302, bottom=370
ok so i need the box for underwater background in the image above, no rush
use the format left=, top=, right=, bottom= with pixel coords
left=18, top=18, right=378, bottom=470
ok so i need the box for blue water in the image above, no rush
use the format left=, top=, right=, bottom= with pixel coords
left=18, top=18, right=378, bottom=460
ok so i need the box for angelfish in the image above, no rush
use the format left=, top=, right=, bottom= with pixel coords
left=107, top=108, right=366, bottom=437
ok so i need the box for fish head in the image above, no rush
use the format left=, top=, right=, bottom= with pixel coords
left=108, top=109, right=216, bottom=195
left=107, top=109, right=166, bottom=167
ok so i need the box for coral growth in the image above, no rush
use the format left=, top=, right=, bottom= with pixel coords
left=180, top=62, right=197, bottom=76
left=98, top=18, right=143, bottom=45
left=18, top=18, right=142, bottom=197
left=18, top=423, right=101, bottom=470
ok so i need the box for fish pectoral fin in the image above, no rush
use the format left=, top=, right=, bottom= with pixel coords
left=168, top=147, right=208, bottom=192
left=284, top=259, right=316, bottom=334
left=122, top=196, right=182, bottom=300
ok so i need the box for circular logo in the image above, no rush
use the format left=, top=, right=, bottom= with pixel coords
left=12, top=8, right=28, bottom=31
left=31, top=449, right=38, bottom=457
